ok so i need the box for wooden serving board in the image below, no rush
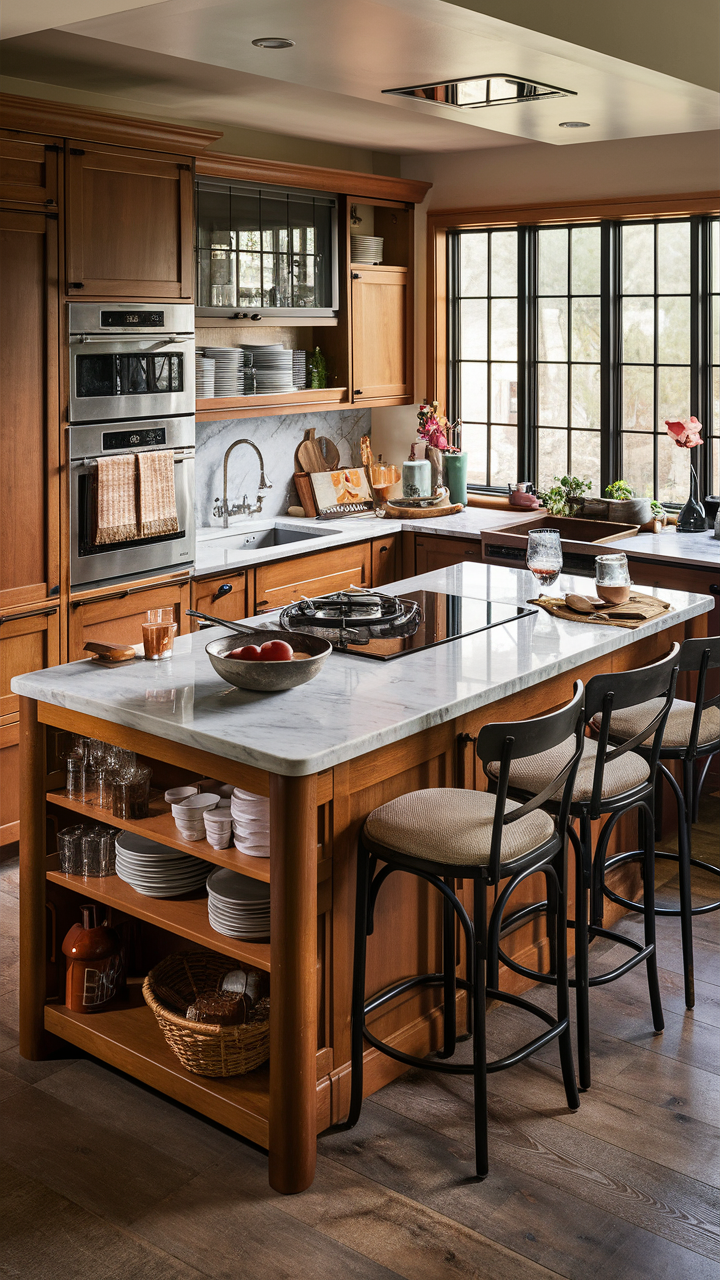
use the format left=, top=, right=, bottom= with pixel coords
left=384, top=497, right=464, bottom=519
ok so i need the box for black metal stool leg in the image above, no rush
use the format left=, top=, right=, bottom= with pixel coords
left=472, top=881, right=489, bottom=1180
left=678, top=759, right=696, bottom=1009
left=574, top=815, right=592, bottom=1091
left=642, top=804, right=665, bottom=1033
left=345, top=843, right=372, bottom=1128
left=437, top=876, right=457, bottom=1059
left=552, top=848, right=580, bottom=1110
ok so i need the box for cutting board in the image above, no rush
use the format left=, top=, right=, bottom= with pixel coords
left=384, top=495, right=464, bottom=519
left=294, top=428, right=340, bottom=475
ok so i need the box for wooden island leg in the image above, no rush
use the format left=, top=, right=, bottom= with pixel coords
left=268, top=773, right=318, bottom=1194
left=19, top=697, right=47, bottom=1060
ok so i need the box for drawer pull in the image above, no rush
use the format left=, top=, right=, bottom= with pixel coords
left=0, top=604, right=58, bottom=625
left=710, top=584, right=720, bottom=596
left=212, top=583, right=233, bottom=602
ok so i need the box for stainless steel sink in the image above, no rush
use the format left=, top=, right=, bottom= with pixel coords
left=197, top=521, right=340, bottom=557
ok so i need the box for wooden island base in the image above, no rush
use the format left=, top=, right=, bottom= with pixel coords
left=18, top=616, right=700, bottom=1194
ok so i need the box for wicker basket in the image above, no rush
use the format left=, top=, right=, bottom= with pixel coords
left=143, top=951, right=270, bottom=1078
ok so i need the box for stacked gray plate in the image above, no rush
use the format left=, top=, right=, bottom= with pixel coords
left=250, top=347, right=294, bottom=394
left=202, top=347, right=245, bottom=396
left=195, top=354, right=215, bottom=397
left=206, top=867, right=270, bottom=939
left=351, top=234, right=383, bottom=264
left=115, top=831, right=211, bottom=898
left=292, top=350, right=308, bottom=390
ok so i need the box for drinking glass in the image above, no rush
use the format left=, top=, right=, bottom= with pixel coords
left=142, top=608, right=177, bottom=661
left=57, top=824, right=85, bottom=875
left=65, top=756, right=84, bottom=801
left=595, top=552, right=632, bottom=604
left=112, top=764, right=152, bottom=819
left=526, top=529, right=563, bottom=589
left=81, top=825, right=117, bottom=877
left=81, top=762, right=101, bottom=807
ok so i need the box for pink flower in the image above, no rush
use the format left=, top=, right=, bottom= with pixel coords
left=665, top=417, right=703, bottom=449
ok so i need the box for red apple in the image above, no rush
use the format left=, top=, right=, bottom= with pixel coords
left=228, top=644, right=262, bottom=661
left=259, top=640, right=294, bottom=662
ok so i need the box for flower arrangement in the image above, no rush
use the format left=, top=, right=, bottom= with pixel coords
left=666, top=417, right=703, bottom=449
left=416, top=403, right=461, bottom=452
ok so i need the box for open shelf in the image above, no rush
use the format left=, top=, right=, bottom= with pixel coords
left=47, top=791, right=270, bottom=883
left=195, top=385, right=347, bottom=421
left=45, top=988, right=270, bottom=1148
left=47, top=869, right=271, bottom=971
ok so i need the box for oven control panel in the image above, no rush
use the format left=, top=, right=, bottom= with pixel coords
left=100, top=310, right=165, bottom=327
left=102, top=427, right=167, bottom=451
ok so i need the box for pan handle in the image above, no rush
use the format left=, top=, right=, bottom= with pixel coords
left=185, top=609, right=257, bottom=635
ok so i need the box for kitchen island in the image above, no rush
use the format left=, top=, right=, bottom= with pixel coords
left=12, top=563, right=713, bottom=1194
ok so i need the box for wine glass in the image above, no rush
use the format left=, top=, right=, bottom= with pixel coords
left=526, top=529, right=563, bottom=589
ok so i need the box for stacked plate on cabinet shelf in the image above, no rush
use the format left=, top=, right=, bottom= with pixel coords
left=292, top=349, right=308, bottom=390
left=115, top=832, right=211, bottom=898
left=231, top=787, right=270, bottom=858
left=207, top=868, right=271, bottom=939
left=195, top=355, right=215, bottom=398
left=248, top=347, right=294, bottom=394
left=351, top=234, right=384, bottom=264
left=202, top=347, right=246, bottom=396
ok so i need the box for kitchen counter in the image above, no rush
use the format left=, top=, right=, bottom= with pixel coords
left=604, top=527, right=720, bottom=570
left=13, top=563, right=712, bottom=777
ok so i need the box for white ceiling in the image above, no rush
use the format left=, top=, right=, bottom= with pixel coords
left=1, top=0, right=717, bottom=154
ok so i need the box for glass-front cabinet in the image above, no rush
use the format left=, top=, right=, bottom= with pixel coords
left=195, top=178, right=339, bottom=317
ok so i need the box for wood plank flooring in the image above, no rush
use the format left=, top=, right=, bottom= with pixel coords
left=0, top=797, right=718, bottom=1279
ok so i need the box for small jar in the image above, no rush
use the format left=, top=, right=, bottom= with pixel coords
left=66, top=756, right=84, bottom=801
left=112, top=765, right=152, bottom=820
left=57, top=824, right=85, bottom=875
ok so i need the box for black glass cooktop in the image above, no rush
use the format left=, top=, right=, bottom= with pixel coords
left=342, top=589, right=536, bottom=660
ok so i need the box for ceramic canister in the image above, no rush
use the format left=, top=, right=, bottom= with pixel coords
left=443, top=452, right=468, bottom=505
left=402, top=459, right=432, bottom=499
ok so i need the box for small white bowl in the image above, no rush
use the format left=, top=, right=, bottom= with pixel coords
left=177, top=794, right=219, bottom=812
left=176, top=828, right=205, bottom=842
left=234, top=838, right=270, bottom=857
left=165, top=785, right=199, bottom=804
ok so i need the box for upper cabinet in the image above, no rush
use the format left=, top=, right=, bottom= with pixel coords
left=0, top=130, right=60, bottom=210
left=351, top=265, right=409, bottom=401
left=65, top=141, right=194, bottom=300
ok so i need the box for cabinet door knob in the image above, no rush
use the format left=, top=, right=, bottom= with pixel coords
left=351, top=272, right=362, bottom=279
left=68, top=282, right=84, bottom=289
left=354, top=389, right=363, bottom=396
left=212, top=583, right=233, bottom=602
left=710, top=584, right=720, bottom=596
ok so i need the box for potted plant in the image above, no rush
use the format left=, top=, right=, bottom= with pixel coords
left=603, top=481, right=652, bottom=526
left=536, top=475, right=591, bottom=517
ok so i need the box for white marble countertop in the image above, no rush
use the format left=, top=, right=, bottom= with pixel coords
left=13, top=564, right=713, bottom=777
left=193, top=514, right=403, bottom=576
left=603, top=528, right=720, bottom=570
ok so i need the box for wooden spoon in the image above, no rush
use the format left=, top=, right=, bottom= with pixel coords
left=565, top=594, right=607, bottom=614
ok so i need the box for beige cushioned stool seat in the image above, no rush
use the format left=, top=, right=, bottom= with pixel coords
left=365, top=788, right=555, bottom=866
left=591, top=698, right=720, bottom=749
left=487, top=735, right=649, bottom=803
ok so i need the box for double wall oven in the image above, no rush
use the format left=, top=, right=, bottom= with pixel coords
left=68, top=303, right=196, bottom=588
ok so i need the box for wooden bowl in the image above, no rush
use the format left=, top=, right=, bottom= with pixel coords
left=596, top=583, right=632, bottom=605
left=205, top=629, right=332, bottom=692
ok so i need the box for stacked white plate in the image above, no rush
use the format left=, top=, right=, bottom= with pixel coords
left=202, top=347, right=245, bottom=396
left=195, top=355, right=215, bottom=398
left=207, top=867, right=271, bottom=939
left=351, top=234, right=384, bottom=264
left=231, top=787, right=270, bottom=858
left=292, top=350, right=308, bottom=390
left=251, top=348, right=294, bottom=394
left=116, top=831, right=211, bottom=898
left=172, top=792, right=220, bottom=841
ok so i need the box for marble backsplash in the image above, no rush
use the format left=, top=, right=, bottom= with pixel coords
left=195, top=409, right=371, bottom=527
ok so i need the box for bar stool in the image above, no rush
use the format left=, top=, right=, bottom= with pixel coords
left=593, top=636, right=720, bottom=1010
left=487, top=645, right=680, bottom=1092
left=341, top=684, right=585, bottom=1181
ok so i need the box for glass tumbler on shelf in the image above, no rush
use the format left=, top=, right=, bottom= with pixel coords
left=142, top=608, right=177, bottom=661
left=526, top=529, right=563, bottom=589
left=65, top=755, right=84, bottom=801
left=81, top=826, right=103, bottom=877
left=112, top=764, right=152, bottom=820
left=57, top=825, right=85, bottom=875
left=81, top=762, right=101, bottom=807
left=595, top=552, right=632, bottom=604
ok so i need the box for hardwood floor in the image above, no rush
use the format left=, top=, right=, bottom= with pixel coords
left=1, top=799, right=718, bottom=1279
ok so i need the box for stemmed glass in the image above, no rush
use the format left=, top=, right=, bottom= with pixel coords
left=526, top=529, right=563, bottom=589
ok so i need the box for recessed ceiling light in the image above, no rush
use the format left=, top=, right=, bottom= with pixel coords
left=383, top=74, right=574, bottom=109
left=559, top=120, right=590, bottom=128
left=252, top=37, right=295, bottom=49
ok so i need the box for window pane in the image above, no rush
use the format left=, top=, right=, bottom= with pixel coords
left=460, top=299, right=487, bottom=358
left=713, top=295, right=720, bottom=366
left=622, top=365, right=654, bottom=431
left=490, top=363, right=517, bottom=422
left=460, top=232, right=487, bottom=295
left=571, top=297, right=601, bottom=362
left=657, top=365, right=691, bottom=428
left=622, top=225, right=654, bottom=294
left=237, top=252, right=262, bottom=306
left=622, top=298, right=654, bottom=364
left=538, top=299, right=568, bottom=361
left=657, top=435, right=692, bottom=505
left=489, top=424, right=517, bottom=485
left=570, top=431, right=601, bottom=492
left=490, top=298, right=518, bottom=360
left=712, top=220, right=720, bottom=294
left=571, top=226, right=601, bottom=294
left=657, top=296, right=690, bottom=364
left=538, top=228, right=568, bottom=295
left=622, top=434, right=654, bottom=498
left=538, top=428, right=567, bottom=488
left=460, top=363, right=487, bottom=421
left=538, top=363, right=568, bottom=426
left=571, top=364, right=601, bottom=430
left=463, top=423, right=487, bottom=485
left=490, top=231, right=517, bottom=296
left=713, top=367, right=719, bottom=433
left=657, top=221, right=691, bottom=293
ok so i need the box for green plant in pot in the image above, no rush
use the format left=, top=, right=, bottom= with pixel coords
left=603, top=480, right=653, bottom=526
left=537, top=475, right=591, bottom=517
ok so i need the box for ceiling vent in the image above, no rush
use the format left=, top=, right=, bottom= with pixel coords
left=382, top=74, right=575, bottom=109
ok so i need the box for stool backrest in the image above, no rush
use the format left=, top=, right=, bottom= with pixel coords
left=475, top=682, right=585, bottom=880
left=679, top=635, right=720, bottom=754
left=586, top=643, right=680, bottom=817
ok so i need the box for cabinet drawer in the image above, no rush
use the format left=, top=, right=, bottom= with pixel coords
left=0, top=131, right=59, bottom=208
left=371, top=535, right=398, bottom=587
left=0, top=718, right=19, bottom=846
left=68, top=580, right=190, bottom=661
left=0, top=604, right=60, bottom=718
left=414, top=536, right=483, bottom=575
left=255, top=544, right=371, bottom=612
left=190, top=572, right=247, bottom=628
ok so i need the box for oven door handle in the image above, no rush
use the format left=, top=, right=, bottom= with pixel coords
left=78, top=449, right=195, bottom=466
left=73, top=334, right=192, bottom=345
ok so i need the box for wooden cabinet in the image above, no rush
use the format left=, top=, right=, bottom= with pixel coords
left=0, top=131, right=59, bottom=209
left=0, top=604, right=61, bottom=719
left=627, top=559, right=720, bottom=638
left=0, top=208, right=60, bottom=611
left=351, top=265, right=409, bottom=402
left=65, top=140, right=193, bottom=299
left=371, top=535, right=398, bottom=587
left=68, top=579, right=190, bottom=661
left=190, top=571, right=247, bottom=629
left=414, top=536, right=483, bottom=575
left=254, top=544, right=371, bottom=613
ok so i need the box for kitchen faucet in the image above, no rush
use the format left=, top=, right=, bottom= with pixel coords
left=213, top=439, right=272, bottom=527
